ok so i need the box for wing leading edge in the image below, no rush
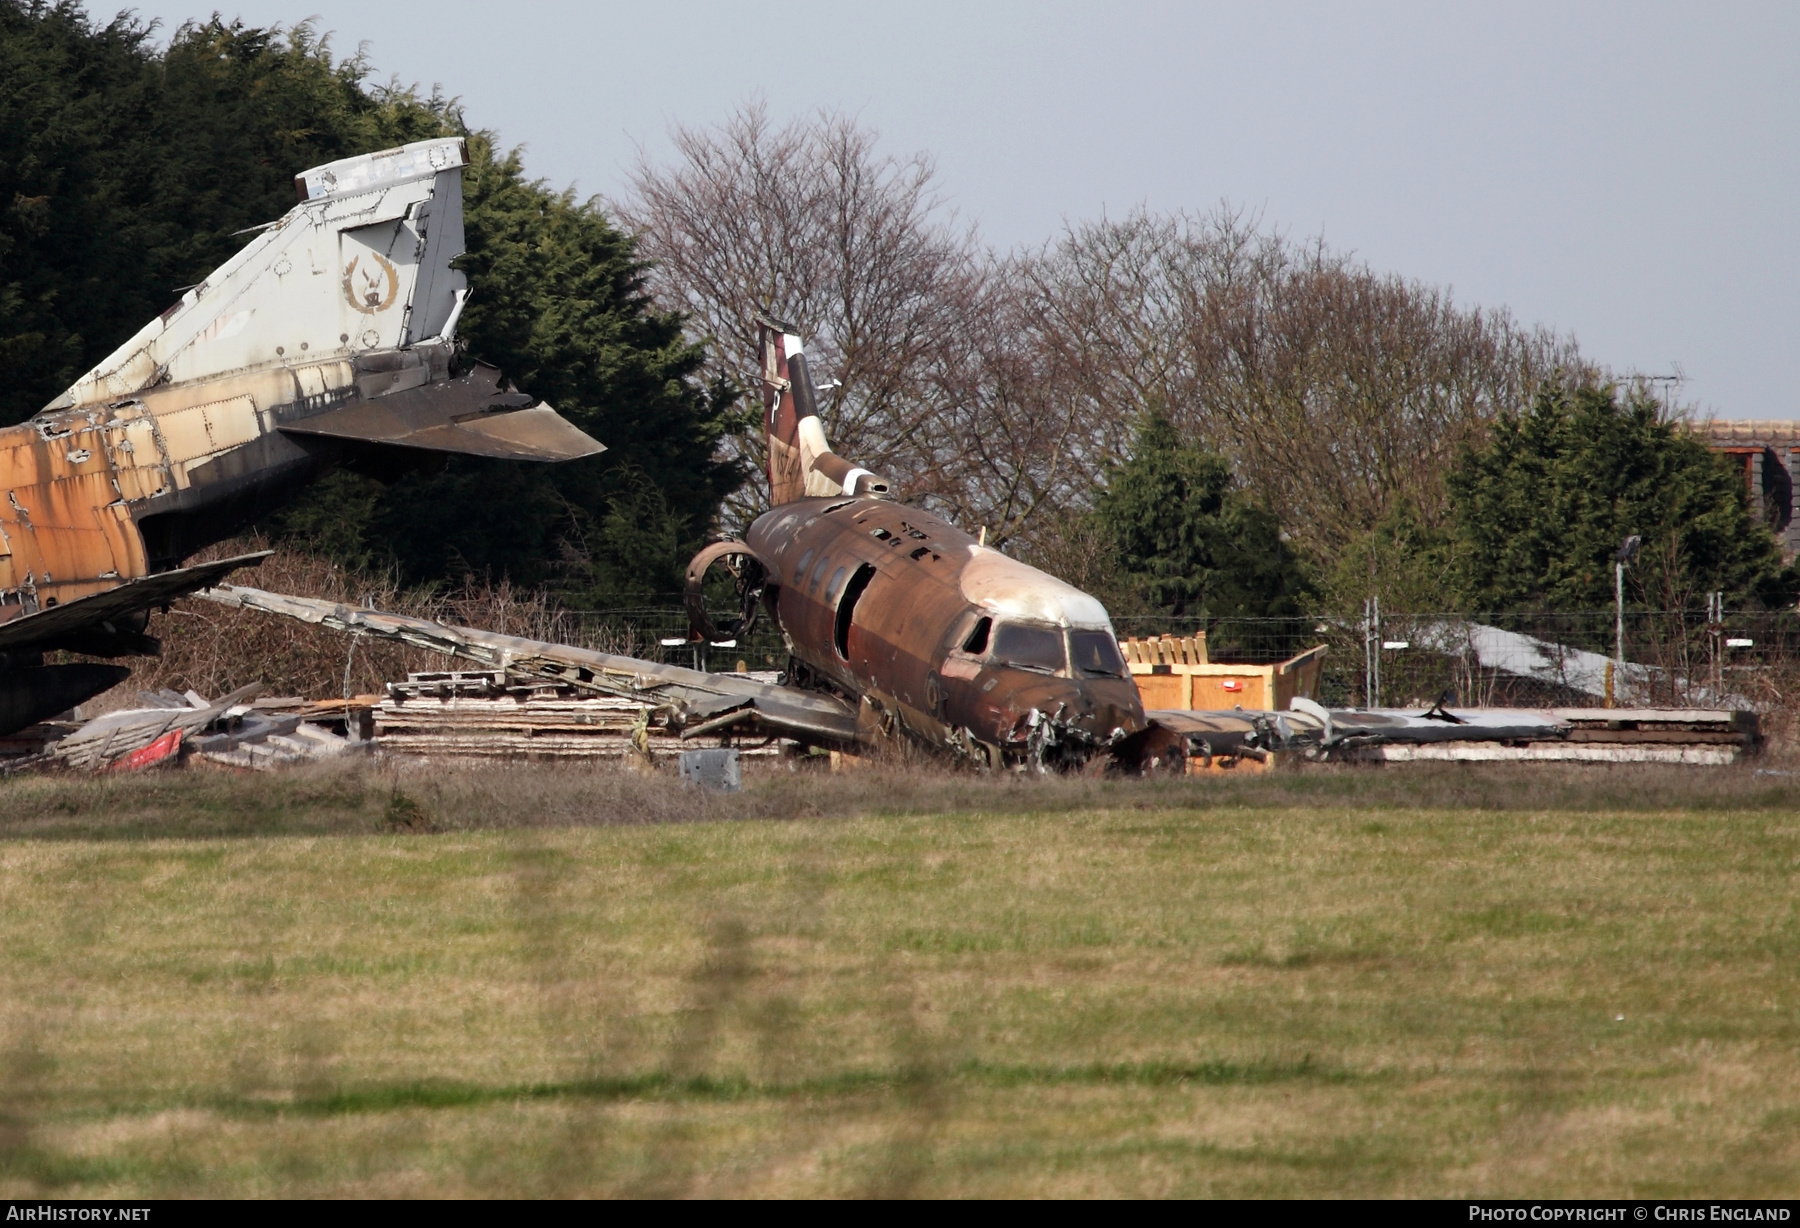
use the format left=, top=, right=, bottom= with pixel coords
left=201, top=584, right=861, bottom=745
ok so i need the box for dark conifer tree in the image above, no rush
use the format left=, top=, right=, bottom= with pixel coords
left=0, top=3, right=741, bottom=603
left=1092, top=412, right=1311, bottom=624
left=1447, top=383, right=1797, bottom=611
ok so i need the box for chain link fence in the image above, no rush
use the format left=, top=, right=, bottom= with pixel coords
left=566, top=604, right=1800, bottom=714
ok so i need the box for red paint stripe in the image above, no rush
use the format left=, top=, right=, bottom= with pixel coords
left=109, top=729, right=183, bottom=771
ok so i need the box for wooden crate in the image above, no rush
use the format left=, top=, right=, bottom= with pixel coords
left=1121, top=634, right=1326, bottom=713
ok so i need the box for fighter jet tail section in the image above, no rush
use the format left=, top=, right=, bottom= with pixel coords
left=2, top=137, right=603, bottom=593
left=0, top=138, right=606, bottom=733
left=756, top=315, right=888, bottom=504
left=49, top=138, right=480, bottom=413
left=36, top=135, right=602, bottom=466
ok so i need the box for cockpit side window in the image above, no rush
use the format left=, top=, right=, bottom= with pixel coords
left=961, top=616, right=992, bottom=655
left=1069, top=630, right=1127, bottom=677
left=990, top=622, right=1065, bottom=674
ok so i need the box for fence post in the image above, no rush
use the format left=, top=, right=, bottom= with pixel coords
left=1362, top=595, right=1382, bottom=709
left=1620, top=558, right=1634, bottom=673
left=1708, top=591, right=1723, bottom=698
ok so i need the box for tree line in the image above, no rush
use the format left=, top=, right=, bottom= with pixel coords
left=623, top=104, right=1795, bottom=619
left=6, top=6, right=1791, bottom=620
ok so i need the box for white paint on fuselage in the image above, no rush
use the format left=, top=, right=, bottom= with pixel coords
left=959, top=544, right=1114, bottom=631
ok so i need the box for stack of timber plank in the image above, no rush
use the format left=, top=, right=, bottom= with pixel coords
left=1369, top=708, right=1760, bottom=766
left=371, top=670, right=785, bottom=760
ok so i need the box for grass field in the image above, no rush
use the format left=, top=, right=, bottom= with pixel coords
left=1, top=760, right=1798, bottom=1197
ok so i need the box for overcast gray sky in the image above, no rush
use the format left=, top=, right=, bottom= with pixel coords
left=120, top=1, right=1799, bottom=419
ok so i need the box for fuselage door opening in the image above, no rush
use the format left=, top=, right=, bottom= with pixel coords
left=834, top=563, right=878, bottom=659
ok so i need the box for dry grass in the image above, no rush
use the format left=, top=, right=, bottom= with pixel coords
left=3, top=757, right=1798, bottom=840
left=0, top=760, right=1799, bottom=1197
left=79, top=540, right=651, bottom=712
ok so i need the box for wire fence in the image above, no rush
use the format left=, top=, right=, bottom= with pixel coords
left=560, top=607, right=793, bottom=676
left=565, top=604, right=1800, bottom=712
left=1114, top=607, right=1800, bottom=710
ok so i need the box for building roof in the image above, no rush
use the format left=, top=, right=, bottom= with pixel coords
left=1692, top=420, right=1800, bottom=446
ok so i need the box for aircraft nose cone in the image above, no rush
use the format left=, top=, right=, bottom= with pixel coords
left=1014, top=675, right=1146, bottom=743
left=1069, top=675, right=1148, bottom=739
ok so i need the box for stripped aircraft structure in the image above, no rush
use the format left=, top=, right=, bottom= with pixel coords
left=213, top=315, right=1566, bottom=772
left=202, top=317, right=1155, bottom=769
left=0, top=138, right=602, bottom=735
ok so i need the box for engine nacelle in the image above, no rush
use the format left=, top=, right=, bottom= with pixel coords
left=683, top=541, right=769, bottom=644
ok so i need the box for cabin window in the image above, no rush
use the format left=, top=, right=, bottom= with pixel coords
left=991, top=622, right=1064, bottom=674
left=825, top=565, right=848, bottom=603
left=793, top=549, right=813, bottom=584
left=811, top=556, right=830, bottom=592
left=962, top=616, right=992, bottom=655
left=834, top=563, right=877, bottom=658
left=1069, top=630, right=1127, bottom=677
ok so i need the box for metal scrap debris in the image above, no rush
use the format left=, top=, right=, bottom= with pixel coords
left=2, top=682, right=361, bottom=773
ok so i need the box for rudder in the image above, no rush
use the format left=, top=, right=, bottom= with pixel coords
left=755, top=315, right=888, bottom=506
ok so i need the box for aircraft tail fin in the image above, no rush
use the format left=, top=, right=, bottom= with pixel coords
left=37, top=136, right=601, bottom=462
left=47, top=138, right=476, bottom=413
left=756, top=315, right=888, bottom=505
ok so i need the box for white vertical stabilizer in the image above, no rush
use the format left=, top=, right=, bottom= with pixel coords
left=43, top=137, right=471, bottom=414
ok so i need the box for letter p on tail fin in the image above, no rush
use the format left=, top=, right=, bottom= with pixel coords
left=755, top=314, right=889, bottom=506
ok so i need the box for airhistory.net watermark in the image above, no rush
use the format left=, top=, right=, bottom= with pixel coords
left=5, top=1209, right=150, bottom=1222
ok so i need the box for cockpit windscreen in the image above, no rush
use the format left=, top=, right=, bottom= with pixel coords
left=1069, top=630, right=1127, bottom=677
left=991, top=623, right=1066, bottom=673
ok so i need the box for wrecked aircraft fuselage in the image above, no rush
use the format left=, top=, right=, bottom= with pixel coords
left=678, top=317, right=1145, bottom=770
left=741, top=497, right=1146, bottom=767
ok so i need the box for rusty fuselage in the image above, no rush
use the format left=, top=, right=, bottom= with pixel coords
left=0, top=361, right=350, bottom=626
left=746, top=496, right=1146, bottom=763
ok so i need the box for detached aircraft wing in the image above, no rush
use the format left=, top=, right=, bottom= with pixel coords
left=1135, top=698, right=1571, bottom=766
left=0, top=552, right=271, bottom=655
left=200, top=584, right=861, bottom=746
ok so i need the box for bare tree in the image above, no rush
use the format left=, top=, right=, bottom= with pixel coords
left=617, top=102, right=980, bottom=526
left=623, top=109, right=1590, bottom=568
left=890, top=261, right=1108, bottom=544
left=1012, top=207, right=1589, bottom=559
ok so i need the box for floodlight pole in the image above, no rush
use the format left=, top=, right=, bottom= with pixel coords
left=1707, top=591, right=1724, bottom=696
left=1612, top=535, right=1640, bottom=703
left=1363, top=595, right=1381, bottom=708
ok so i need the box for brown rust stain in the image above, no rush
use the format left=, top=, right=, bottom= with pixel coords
left=0, top=367, right=303, bottom=622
